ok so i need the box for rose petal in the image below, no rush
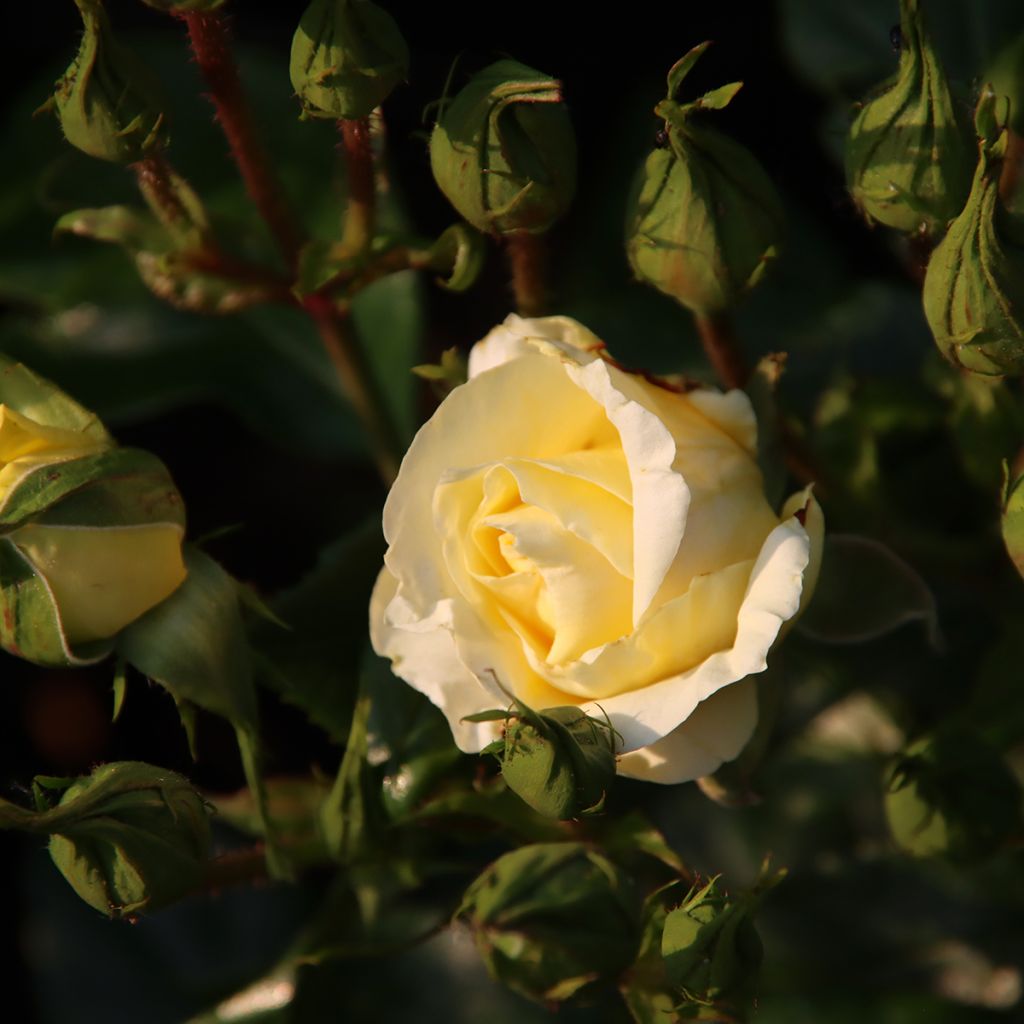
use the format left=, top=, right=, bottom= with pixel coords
left=467, top=314, right=603, bottom=378
left=615, top=678, right=758, bottom=783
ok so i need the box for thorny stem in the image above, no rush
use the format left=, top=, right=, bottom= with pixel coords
left=337, top=118, right=375, bottom=259
left=132, top=151, right=204, bottom=240
left=201, top=844, right=271, bottom=893
left=507, top=232, right=548, bottom=317
left=182, top=11, right=303, bottom=272
left=693, top=312, right=748, bottom=390
left=303, top=293, right=402, bottom=484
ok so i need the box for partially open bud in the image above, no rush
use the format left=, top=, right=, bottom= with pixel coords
left=429, top=60, right=577, bottom=236
left=845, top=0, right=971, bottom=235
left=0, top=358, right=187, bottom=666
left=885, top=726, right=1023, bottom=862
left=626, top=43, right=784, bottom=316
left=922, top=89, right=1024, bottom=376
left=46, top=762, right=211, bottom=918
left=54, top=0, right=168, bottom=164
left=290, top=0, right=408, bottom=120
left=661, top=872, right=778, bottom=1018
left=457, top=842, right=640, bottom=1003
left=466, top=700, right=616, bottom=819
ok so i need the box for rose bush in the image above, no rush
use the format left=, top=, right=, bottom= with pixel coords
left=370, top=316, right=823, bottom=783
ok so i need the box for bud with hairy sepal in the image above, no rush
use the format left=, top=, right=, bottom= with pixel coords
left=54, top=0, right=168, bottom=164
left=457, top=842, right=640, bottom=1003
left=661, top=867, right=782, bottom=1019
left=626, top=43, right=784, bottom=317
left=429, top=60, right=577, bottom=236
left=885, top=725, right=1023, bottom=862
left=923, top=89, right=1024, bottom=376
left=0, top=356, right=186, bottom=666
left=845, top=0, right=971, bottom=235
left=464, top=699, right=616, bottom=819
left=290, top=0, right=408, bottom=120
left=45, top=762, right=211, bottom=918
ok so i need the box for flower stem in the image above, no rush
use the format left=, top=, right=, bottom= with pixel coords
left=507, top=232, right=548, bottom=317
left=337, top=118, right=375, bottom=259
left=181, top=11, right=303, bottom=272
left=303, top=293, right=402, bottom=483
left=693, top=312, right=748, bottom=390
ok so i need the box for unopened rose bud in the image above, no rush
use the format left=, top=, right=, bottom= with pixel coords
left=429, top=60, right=577, bottom=236
left=845, top=0, right=971, bottom=235
left=468, top=700, right=616, bottom=819
left=457, top=842, right=640, bottom=1003
left=885, top=726, right=1023, bottom=861
left=54, top=0, right=168, bottom=164
left=661, top=871, right=779, bottom=1017
left=626, top=43, right=784, bottom=316
left=46, top=762, right=211, bottom=918
left=0, top=358, right=187, bottom=666
left=922, top=89, right=1024, bottom=376
left=290, top=0, right=408, bottom=120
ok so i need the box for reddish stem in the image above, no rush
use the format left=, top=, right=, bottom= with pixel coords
left=337, top=118, right=375, bottom=257
left=507, top=232, right=548, bottom=317
left=182, top=11, right=303, bottom=271
left=694, top=312, right=748, bottom=390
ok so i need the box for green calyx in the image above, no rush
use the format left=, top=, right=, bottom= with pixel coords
left=464, top=699, right=617, bottom=819
left=457, top=842, right=640, bottom=1003
left=845, top=0, right=971, bottom=235
left=290, top=0, right=408, bottom=120
left=884, top=725, right=1023, bottom=862
left=43, top=762, right=211, bottom=918
left=625, top=42, right=784, bottom=317
left=922, top=89, right=1024, bottom=377
left=54, top=0, right=168, bottom=164
left=429, top=60, right=578, bottom=236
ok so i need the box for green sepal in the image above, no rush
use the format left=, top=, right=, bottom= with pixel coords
left=54, top=0, right=168, bottom=165
left=430, top=60, right=577, bottom=236
left=112, top=656, right=128, bottom=722
left=0, top=355, right=111, bottom=440
left=116, top=546, right=289, bottom=879
left=1002, top=463, right=1024, bottom=579
left=420, top=223, right=487, bottom=291
left=290, top=0, right=409, bottom=120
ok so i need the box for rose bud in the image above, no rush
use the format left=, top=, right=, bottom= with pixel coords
left=0, top=357, right=187, bottom=666
left=845, top=0, right=971, bottom=236
left=290, top=0, right=408, bottom=120
left=885, top=726, right=1023, bottom=862
left=661, top=871, right=779, bottom=1017
left=53, top=0, right=168, bottom=164
left=429, top=60, right=578, bottom=236
left=371, top=315, right=824, bottom=785
left=46, top=762, right=211, bottom=918
left=922, top=88, right=1024, bottom=377
left=457, top=842, right=640, bottom=1003
left=626, top=44, right=784, bottom=317
left=467, top=700, right=616, bottom=819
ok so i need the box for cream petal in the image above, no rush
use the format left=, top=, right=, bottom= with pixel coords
left=579, top=512, right=811, bottom=752
left=369, top=569, right=503, bottom=752
left=616, top=678, right=758, bottom=783
left=466, top=314, right=604, bottom=378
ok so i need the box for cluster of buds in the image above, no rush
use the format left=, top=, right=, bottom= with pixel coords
left=625, top=43, right=785, bottom=317
left=0, top=357, right=186, bottom=666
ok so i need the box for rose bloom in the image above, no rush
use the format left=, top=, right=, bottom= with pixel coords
left=370, top=316, right=823, bottom=783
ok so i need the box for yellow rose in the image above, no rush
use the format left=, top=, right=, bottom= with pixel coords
left=370, top=315, right=823, bottom=783
left=0, top=362, right=187, bottom=665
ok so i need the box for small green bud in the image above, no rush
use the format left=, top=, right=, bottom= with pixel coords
left=661, top=870, right=780, bottom=1017
left=429, top=60, right=578, bottom=236
left=46, top=762, right=211, bottom=918
left=922, top=89, right=1024, bottom=377
left=457, top=842, right=640, bottom=1003
left=290, top=0, right=408, bottom=120
left=467, top=700, right=616, bottom=819
left=845, top=0, right=971, bottom=235
left=626, top=44, right=784, bottom=317
left=54, top=0, right=168, bottom=164
left=885, top=726, right=1023, bottom=862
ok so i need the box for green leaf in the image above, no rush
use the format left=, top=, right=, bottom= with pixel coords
left=798, top=534, right=941, bottom=647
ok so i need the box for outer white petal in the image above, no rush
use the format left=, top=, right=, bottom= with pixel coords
left=467, top=314, right=604, bottom=378
left=369, top=569, right=502, bottom=752
left=616, top=678, right=758, bottom=783
left=582, top=512, right=811, bottom=752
